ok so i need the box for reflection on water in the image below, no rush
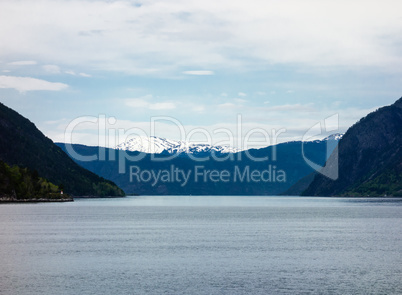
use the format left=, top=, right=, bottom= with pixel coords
left=74, top=195, right=402, bottom=207
left=0, top=196, right=401, bottom=295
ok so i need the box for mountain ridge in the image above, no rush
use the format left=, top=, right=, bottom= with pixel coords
left=114, top=133, right=343, bottom=155
left=115, top=136, right=242, bottom=154
left=57, top=136, right=339, bottom=195
left=303, top=97, right=402, bottom=196
left=0, top=102, right=125, bottom=197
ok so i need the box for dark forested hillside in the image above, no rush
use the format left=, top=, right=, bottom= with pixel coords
left=0, top=102, right=125, bottom=197
left=0, top=160, right=72, bottom=201
left=303, top=97, right=402, bottom=197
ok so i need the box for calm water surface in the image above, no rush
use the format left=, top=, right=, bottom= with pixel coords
left=0, top=196, right=401, bottom=295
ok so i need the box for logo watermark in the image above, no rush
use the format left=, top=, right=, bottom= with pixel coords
left=129, top=164, right=286, bottom=187
left=62, top=113, right=339, bottom=182
left=301, top=114, right=339, bottom=180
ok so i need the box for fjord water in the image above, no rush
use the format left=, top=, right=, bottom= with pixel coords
left=0, top=196, right=401, bottom=295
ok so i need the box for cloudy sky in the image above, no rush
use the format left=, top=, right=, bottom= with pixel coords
left=0, top=0, right=401, bottom=148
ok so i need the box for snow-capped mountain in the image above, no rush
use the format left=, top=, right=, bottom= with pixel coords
left=116, top=133, right=343, bottom=154
left=116, top=136, right=241, bottom=154
left=323, top=133, right=344, bottom=141
left=306, top=133, right=344, bottom=143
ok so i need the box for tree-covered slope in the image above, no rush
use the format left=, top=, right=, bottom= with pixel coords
left=0, top=102, right=125, bottom=197
left=303, top=97, right=402, bottom=197
left=0, top=160, right=72, bottom=201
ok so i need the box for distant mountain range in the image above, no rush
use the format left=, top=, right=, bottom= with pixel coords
left=3, top=95, right=399, bottom=198
left=303, top=97, right=402, bottom=197
left=116, top=136, right=241, bottom=154
left=57, top=135, right=340, bottom=195
left=115, top=134, right=343, bottom=155
left=0, top=102, right=125, bottom=198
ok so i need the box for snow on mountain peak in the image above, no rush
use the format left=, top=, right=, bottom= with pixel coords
left=323, top=133, right=344, bottom=141
left=115, top=136, right=241, bottom=154
left=116, top=133, right=344, bottom=154
left=306, top=133, right=344, bottom=143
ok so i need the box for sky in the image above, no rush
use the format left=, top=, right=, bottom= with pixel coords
left=0, top=0, right=401, bottom=149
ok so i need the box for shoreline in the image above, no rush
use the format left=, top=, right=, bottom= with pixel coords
left=0, top=197, right=74, bottom=203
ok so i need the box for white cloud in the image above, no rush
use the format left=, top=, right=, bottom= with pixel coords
left=0, top=75, right=68, bottom=92
left=265, top=103, right=314, bottom=112
left=41, top=102, right=379, bottom=149
left=218, top=102, right=236, bottom=109
left=7, top=60, right=37, bottom=66
left=234, top=98, right=247, bottom=104
left=183, top=70, right=215, bottom=75
left=0, top=0, right=395, bottom=152
left=125, top=95, right=175, bottom=110
left=238, top=92, right=247, bottom=97
left=125, top=95, right=152, bottom=108
left=149, top=102, right=176, bottom=110
left=63, top=70, right=91, bottom=77
left=0, top=0, right=401, bottom=75
left=212, top=102, right=316, bottom=121
left=43, top=64, right=61, bottom=74
left=192, top=105, right=205, bottom=113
